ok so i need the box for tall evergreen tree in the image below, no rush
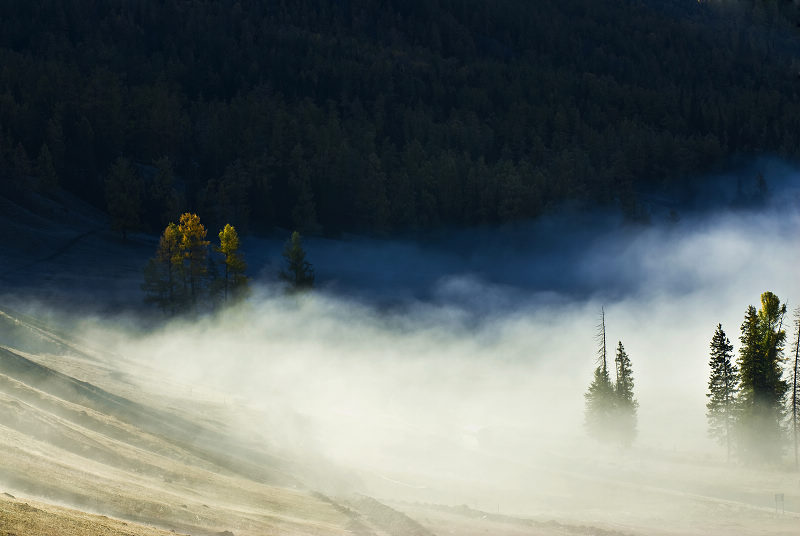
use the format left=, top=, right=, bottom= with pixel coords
left=142, top=222, right=185, bottom=313
left=737, top=292, right=788, bottom=463
left=104, top=157, right=142, bottom=240
left=613, top=341, right=637, bottom=447
left=216, top=223, right=248, bottom=302
left=585, top=308, right=616, bottom=443
left=178, top=212, right=210, bottom=306
left=585, top=364, right=616, bottom=443
left=707, top=323, right=739, bottom=462
left=279, top=231, right=315, bottom=291
left=35, top=144, right=58, bottom=192
left=151, top=156, right=181, bottom=227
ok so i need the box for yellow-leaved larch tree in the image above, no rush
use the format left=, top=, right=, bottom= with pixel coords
left=216, top=223, right=248, bottom=302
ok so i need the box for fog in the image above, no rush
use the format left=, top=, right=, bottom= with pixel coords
left=5, top=165, right=800, bottom=530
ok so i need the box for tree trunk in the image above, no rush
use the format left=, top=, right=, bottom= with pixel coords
left=601, top=307, right=607, bottom=374
left=224, top=260, right=229, bottom=302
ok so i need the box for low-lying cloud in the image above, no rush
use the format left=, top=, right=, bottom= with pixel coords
left=92, top=180, right=800, bottom=473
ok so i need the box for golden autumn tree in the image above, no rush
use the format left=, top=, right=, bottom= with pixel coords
left=178, top=212, right=210, bottom=306
left=216, top=223, right=248, bottom=302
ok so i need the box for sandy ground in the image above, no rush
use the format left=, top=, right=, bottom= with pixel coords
left=0, top=492, right=192, bottom=536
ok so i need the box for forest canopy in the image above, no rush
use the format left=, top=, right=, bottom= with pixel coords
left=1, top=0, right=799, bottom=234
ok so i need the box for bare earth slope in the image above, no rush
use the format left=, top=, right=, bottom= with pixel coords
left=0, top=492, right=191, bottom=536
left=2, top=308, right=609, bottom=536
left=0, top=310, right=354, bottom=535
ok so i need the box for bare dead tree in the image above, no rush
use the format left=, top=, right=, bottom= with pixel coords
left=596, top=306, right=607, bottom=374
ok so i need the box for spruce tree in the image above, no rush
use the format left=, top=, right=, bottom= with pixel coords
left=35, top=144, right=58, bottom=192
left=613, top=341, right=637, bottom=447
left=105, top=157, right=142, bottom=240
left=706, top=323, right=739, bottom=462
left=279, top=231, right=315, bottom=291
left=585, top=364, right=616, bottom=443
left=737, top=292, right=788, bottom=463
left=152, top=156, right=180, bottom=226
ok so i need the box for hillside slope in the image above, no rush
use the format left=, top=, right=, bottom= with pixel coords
left=4, top=300, right=800, bottom=535
left=0, top=310, right=355, bottom=535
left=2, top=0, right=800, bottom=233
left=0, top=307, right=652, bottom=536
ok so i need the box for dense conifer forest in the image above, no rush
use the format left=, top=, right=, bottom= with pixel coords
left=1, top=0, right=799, bottom=235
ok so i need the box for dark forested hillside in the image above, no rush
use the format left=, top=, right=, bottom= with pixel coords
left=1, top=0, right=799, bottom=234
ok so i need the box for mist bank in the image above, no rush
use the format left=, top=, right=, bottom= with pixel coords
left=69, top=203, right=800, bottom=526
left=3, top=169, right=800, bottom=530
left=10, top=162, right=800, bottom=461
left=83, top=177, right=800, bottom=455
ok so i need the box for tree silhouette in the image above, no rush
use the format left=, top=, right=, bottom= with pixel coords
left=737, top=292, right=788, bottom=464
left=143, top=222, right=187, bottom=313
left=104, top=157, right=142, bottom=240
left=707, top=323, right=739, bottom=462
left=613, top=341, right=638, bottom=447
left=279, top=231, right=314, bottom=291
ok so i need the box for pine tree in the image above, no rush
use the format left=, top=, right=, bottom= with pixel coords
left=216, top=223, right=248, bottom=302
left=707, top=323, right=739, bottom=462
left=585, top=364, right=616, bottom=443
left=613, top=341, right=637, bottom=447
left=45, top=117, right=65, bottom=174
left=11, top=142, right=31, bottom=179
left=585, top=308, right=617, bottom=443
left=178, top=212, right=210, bottom=306
left=206, top=251, right=222, bottom=305
left=288, top=145, right=319, bottom=233
left=737, top=292, right=788, bottom=463
left=158, top=222, right=184, bottom=310
left=35, top=144, right=58, bottom=192
left=142, top=222, right=185, bottom=313
left=152, top=156, right=181, bottom=226
left=279, top=230, right=314, bottom=291
left=104, top=157, right=142, bottom=240
left=142, top=258, right=168, bottom=310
